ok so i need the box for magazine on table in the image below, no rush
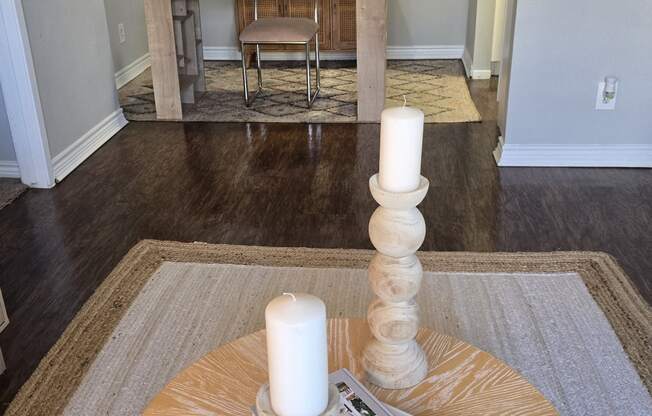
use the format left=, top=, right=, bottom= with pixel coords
left=252, top=368, right=411, bottom=416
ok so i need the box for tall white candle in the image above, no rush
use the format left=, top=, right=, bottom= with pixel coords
left=266, top=293, right=329, bottom=416
left=378, top=106, right=425, bottom=193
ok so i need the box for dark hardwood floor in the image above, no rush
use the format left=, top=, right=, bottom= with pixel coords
left=0, top=78, right=650, bottom=411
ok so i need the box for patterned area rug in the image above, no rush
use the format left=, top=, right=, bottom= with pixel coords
left=119, top=60, right=482, bottom=123
left=0, top=179, right=27, bottom=211
left=7, top=241, right=651, bottom=415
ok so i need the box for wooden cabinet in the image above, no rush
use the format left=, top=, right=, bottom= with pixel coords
left=331, top=0, right=356, bottom=50
left=235, top=0, right=356, bottom=52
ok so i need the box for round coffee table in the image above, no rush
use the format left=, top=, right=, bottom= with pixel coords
left=144, top=319, right=558, bottom=415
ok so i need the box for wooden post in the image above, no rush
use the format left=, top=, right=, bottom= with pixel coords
left=144, top=0, right=183, bottom=120
left=356, top=0, right=387, bottom=122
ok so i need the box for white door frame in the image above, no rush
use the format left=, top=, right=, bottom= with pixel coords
left=0, top=0, right=54, bottom=188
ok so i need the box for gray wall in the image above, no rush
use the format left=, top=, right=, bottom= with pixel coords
left=0, top=83, right=17, bottom=161
left=465, top=0, right=477, bottom=57
left=387, top=0, right=469, bottom=46
left=103, top=0, right=149, bottom=72
left=503, top=0, right=652, bottom=146
left=22, top=0, right=120, bottom=157
left=200, top=0, right=239, bottom=49
left=200, top=0, right=470, bottom=48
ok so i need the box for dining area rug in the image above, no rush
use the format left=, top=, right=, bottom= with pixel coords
left=119, top=60, right=482, bottom=124
left=7, top=241, right=651, bottom=415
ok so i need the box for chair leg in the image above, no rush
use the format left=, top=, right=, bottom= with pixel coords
left=305, top=36, right=321, bottom=109
left=241, top=42, right=249, bottom=105
left=315, top=33, right=321, bottom=91
left=256, top=44, right=263, bottom=90
left=305, top=43, right=312, bottom=108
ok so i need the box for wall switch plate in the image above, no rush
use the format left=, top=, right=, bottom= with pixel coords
left=596, top=81, right=617, bottom=110
left=118, top=23, right=126, bottom=44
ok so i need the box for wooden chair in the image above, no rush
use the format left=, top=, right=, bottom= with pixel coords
left=239, top=0, right=321, bottom=108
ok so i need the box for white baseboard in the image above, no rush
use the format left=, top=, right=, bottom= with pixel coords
left=461, top=49, right=492, bottom=79
left=52, top=109, right=128, bottom=182
left=470, top=69, right=492, bottom=80
left=204, top=45, right=464, bottom=61
left=0, top=161, right=20, bottom=178
left=494, top=137, right=652, bottom=168
left=386, top=45, right=464, bottom=60
left=114, top=53, right=151, bottom=89
left=203, top=46, right=241, bottom=60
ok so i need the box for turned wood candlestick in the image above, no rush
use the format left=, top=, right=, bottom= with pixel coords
left=363, top=174, right=429, bottom=390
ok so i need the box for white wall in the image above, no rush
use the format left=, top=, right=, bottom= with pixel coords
left=463, top=0, right=495, bottom=79
left=200, top=0, right=469, bottom=48
left=0, top=83, right=17, bottom=162
left=498, top=0, right=652, bottom=167
left=103, top=0, right=149, bottom=72
left=491, top=0, right=506, bottom=65
left=22, top=0, right=121, bottom=158
left=497, top=0, right=516, bottom=135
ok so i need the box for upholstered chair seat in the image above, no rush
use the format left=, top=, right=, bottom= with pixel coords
left=239, top=17, right=319, bottom=44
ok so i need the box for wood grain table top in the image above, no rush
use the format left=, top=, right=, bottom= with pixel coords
left=144, top=318, right=557, bottom=415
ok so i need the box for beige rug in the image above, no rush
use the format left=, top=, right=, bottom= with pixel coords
left=0, top=179, right=27, bottom=211
left=7, top=242, right=652, bottom=416
left=119, top=60, right=482, bottom=123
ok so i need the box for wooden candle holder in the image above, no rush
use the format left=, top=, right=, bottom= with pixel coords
left=363, top=174, right=429, bottom=390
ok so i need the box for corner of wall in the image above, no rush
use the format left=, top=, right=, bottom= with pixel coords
left=114, top=53, right=151, bottom=89
left=52, top=109, right=128, bottom=182
left=462, top=48, right=473, bottom=78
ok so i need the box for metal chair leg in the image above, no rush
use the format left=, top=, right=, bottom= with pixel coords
left=256, top=44, right=263, bottom=90
left=315, top=33, right=321, bottom=91
left=305, top=43, right=312, bottom=107
left=241, top=42, right=249, bottom=105
left=241, top=42, right=262, bottom=107
left=305, top=40, right=320, bottom=109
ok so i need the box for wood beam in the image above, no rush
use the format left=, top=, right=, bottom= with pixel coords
left=144, top=0, right=183, bottom=120
left=356, top=0, right=387, bottom=122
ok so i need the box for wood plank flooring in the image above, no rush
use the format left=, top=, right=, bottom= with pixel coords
left=0, top=78, right=650, bottom=412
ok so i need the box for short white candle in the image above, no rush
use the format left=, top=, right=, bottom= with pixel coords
left=378, top=106, right=425, bottom=193
left=266, top=293, right=329, bottom=416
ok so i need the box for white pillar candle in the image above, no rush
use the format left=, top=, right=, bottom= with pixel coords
left=378, top=106, right=425, bottom=193
left=266, top=293, right=329, bottom=416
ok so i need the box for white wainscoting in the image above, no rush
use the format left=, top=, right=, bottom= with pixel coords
left=0, top=161, right=20, bottom=178
left=114, top=53, right=151, bottom=89
left=203, top=45, right=464, bottom=61
left=52, top=109, right=128, bottom=182
left=494, top=137, right=652, bottom=168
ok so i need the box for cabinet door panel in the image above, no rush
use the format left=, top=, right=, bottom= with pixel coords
left=332, top=0, right=356, bottom=50
left=237, top=0, right=285, bottom=52
left=285, top=0, right=331, bottom=50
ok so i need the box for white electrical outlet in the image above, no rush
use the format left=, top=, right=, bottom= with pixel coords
left=118, top=23, right=126, bottom=44
left=595, top=81, right=617, bottom=110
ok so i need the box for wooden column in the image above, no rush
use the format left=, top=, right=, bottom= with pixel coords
left=356, top=0, right=387, bottom=122
left=144, top=0, right=183, bottom=120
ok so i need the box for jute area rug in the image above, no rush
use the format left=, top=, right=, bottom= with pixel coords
left=7, top=241, right=652, bottom=416
left=119, top=60, right=482, bottom=124
left=0, top=179, right=27, bottom=211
